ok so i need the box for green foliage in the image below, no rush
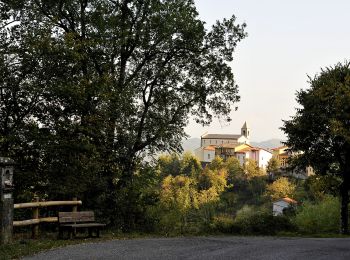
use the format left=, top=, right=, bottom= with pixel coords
left=155, top=175, right=198, bottom=234
left=208, top=156, right=225, bottom=171
left=157, top=152, right=202, bottom=177
left=304, top=175, right=341, bottom=200
left=282, top=62, right=350, bottom=233
left=243, top=159, right=266, bottom=179
left=197, top=167, right=227, bottom=192
left=153, top=155, right=229, bottom=234
left=265, top=177, right=296, bottom=201
left=210, top=214, right=235, bottom=233
left=294, top=195, right=340, bottom=234
left=266, top=157, right=281, bottom=173
left=233, top=205, right=295, bottom=235
left=157, top=154, right=181, bottom=177
left=1, top=0, right=246, bottom=229
left=223, top=156, right=244, bottom=185
left=180, top=152, right=203, bottom=177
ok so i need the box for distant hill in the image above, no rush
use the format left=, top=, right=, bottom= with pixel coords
left=251, top=139, right=283, bottom=150
left=182, top=138, right=283, bottom=153
left=182, top=138, right=200, bottom=152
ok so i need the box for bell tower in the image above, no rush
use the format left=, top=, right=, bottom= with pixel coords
left=241, top=121, right=250, bottom=139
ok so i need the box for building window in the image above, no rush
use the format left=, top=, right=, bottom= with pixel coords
left=216, top=140, right=217, bottom=144
left=208, top=154, right=211, bottom=159
left=210, top=140, right=211, bottom=144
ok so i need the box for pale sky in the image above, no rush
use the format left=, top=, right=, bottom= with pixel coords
left=185, top=0, right=350, bottom=141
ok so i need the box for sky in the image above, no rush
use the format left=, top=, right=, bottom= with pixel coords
left=185, top=0, right=350, bottom=141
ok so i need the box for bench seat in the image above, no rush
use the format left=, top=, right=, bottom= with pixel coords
left=58, top=211, right=105, bottom=239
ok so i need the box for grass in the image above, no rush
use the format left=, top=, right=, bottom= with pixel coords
left=0, top=231, right=158, bottom=260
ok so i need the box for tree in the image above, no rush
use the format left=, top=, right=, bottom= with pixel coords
left=282, top=62, right=350, bottom=234
left=158, top=175, right=198, bottom=233
left=243, top=159, right=265, bottom=179
left=157, top=153, right=181, bottom=177
left=180, top=152, right=202, bottom=177
left=2, top=0, right=246, bottom=226
left=222, top=157, right=244, bottom=192
left=266, top=157, right=280, bottom=174
left=265, top=177, right=296, bottom=201
left=208, top=156, right=225, bottom=171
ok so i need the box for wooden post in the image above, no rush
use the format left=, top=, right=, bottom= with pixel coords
left=72, top=197, right=77, bottom=237
left=0, top=157, right=15, bottom=245
left=72, top=197, right=78, bottom=212
left=32, top=196, right=39, bottom=239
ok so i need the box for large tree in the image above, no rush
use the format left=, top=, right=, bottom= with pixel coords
left=1, top=0, right=246, bottom=225
left=282, top=62, right=350, bottom=234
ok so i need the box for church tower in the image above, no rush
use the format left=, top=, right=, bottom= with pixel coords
left=241, top=121, right=250, bottom=139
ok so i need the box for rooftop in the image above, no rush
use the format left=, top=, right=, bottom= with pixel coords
left=201, top=134, right=242, bottom=139
left=275, top=197, right=297, bottom=204
left=271, top=145, right=288, bottom=151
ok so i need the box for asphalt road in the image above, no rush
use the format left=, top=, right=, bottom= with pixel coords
left=23, top=236, right=350, bottom=260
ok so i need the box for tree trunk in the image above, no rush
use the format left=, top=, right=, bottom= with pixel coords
left=340, top=182, right=349, bottom=234
left=340, top=160, right=350, bottom=234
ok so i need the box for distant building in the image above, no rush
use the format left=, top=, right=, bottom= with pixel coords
left=194, top=122, right=272, bottom=169
left=273, top=197, right=297, bottom=216
left=271, top=145, right=289, bottom=167
left=271, top=146, right=314, bottom=179
left=195, top=122, right=250, bottom=163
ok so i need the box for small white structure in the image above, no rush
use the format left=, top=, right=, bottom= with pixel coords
left=273, top=197, right=297, bottom=216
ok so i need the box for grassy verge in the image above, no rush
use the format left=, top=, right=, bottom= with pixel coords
left=0, top=231, right=157, bottom=260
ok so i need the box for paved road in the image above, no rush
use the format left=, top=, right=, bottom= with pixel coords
left=24, top=236, right=350, bottom=260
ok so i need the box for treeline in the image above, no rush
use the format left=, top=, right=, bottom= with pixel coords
left=0, top=0, right=246, bottom=230
left=126, top=153, right=342, bottom=235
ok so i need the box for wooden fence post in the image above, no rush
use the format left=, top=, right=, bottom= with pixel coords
left=72, top=197, right=77, bottom=236
left=32, top=196, right=39, bottom=239
left=72, top=197, right=78, bottom=212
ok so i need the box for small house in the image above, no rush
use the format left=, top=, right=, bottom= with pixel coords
left=273, top=197, right=297, bottom=216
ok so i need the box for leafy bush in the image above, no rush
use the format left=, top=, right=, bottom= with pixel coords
left=294, top=195, right=340, bottom=234
left=265, top=177, right=296, bottom=201
left=210, top=214, right=235, bottom=233
left=233, top=205, right=296, bottom=235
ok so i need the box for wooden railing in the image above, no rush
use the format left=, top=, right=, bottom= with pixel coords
left=14, top=197, right=82, bottom=238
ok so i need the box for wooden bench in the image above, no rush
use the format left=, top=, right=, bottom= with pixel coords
left=58, top=211, right=106, bottom=239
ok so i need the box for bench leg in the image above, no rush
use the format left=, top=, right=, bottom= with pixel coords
left=68, top=229, right=73, bottom=239
left=58, top=227, right=63, bottom=239
left=96, top=228, right=100, bottom=238
left=88, top=228, right=93, bottom=238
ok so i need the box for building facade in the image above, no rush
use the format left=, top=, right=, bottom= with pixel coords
left=194, top=122, right=272, bottom=169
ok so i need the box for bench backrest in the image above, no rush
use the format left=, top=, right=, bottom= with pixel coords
left=58, top=211, right=95, bottom=223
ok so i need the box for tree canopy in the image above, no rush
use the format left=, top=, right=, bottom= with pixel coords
left=282, top=62, right=350, bottom=234
left=1, top=0, right=246, bottom=226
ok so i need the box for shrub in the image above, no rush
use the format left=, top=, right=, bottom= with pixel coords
left=265, top=177, right=296, bottom=201
left=294, top=195, right=340, bottom=234
left=233, top=205, right=295, bottom=235
left=210, top=214, right=235, bottom=233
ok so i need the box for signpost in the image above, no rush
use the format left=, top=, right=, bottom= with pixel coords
left=0, top=157, right=15, bottom=244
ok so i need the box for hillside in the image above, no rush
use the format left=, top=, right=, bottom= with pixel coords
left=250, top=139, right=283, bottom=150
